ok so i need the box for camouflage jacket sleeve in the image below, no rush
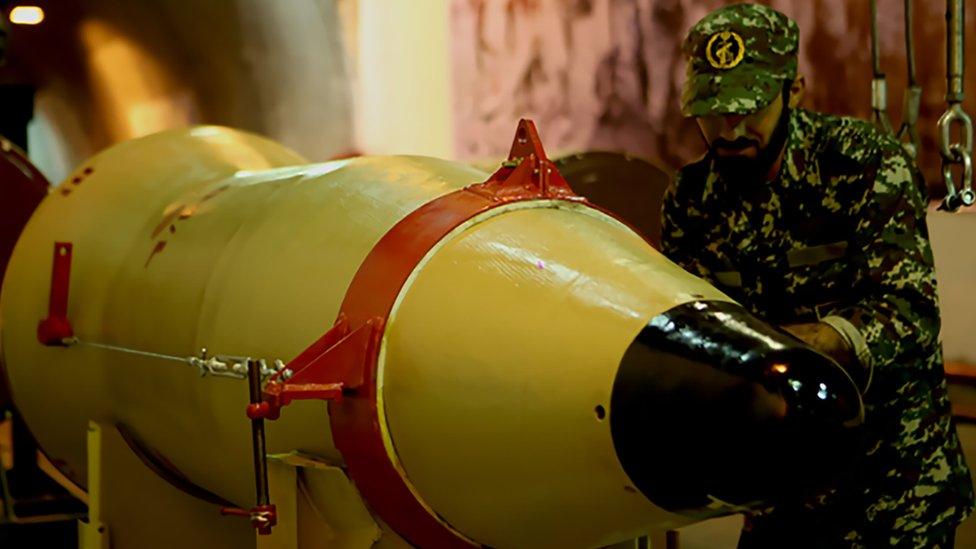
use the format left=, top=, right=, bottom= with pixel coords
left=825, top=147, right=940, bottom=380
left=660, top=171, right=712, bottom=280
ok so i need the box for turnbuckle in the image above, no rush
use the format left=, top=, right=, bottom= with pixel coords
left=220, top=359, right=277, bottom=535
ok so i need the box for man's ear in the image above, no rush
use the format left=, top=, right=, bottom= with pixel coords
left=789, top=75, right=806, bottom=108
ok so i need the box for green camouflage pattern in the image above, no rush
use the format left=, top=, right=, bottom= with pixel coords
left=681, top=3, right=799, bottom=117
left=661, top=108, right=974, bottom=547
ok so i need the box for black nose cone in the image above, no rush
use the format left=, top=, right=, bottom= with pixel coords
left=610, top=300, right=864, bottom=518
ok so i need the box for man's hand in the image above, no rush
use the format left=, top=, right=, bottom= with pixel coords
left=781, top=322, right=858, bottom=370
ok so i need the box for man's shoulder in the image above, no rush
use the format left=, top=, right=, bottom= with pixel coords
left=803, top=109, right=924, bottom=213
left=804, top=109, right=903, bottom=168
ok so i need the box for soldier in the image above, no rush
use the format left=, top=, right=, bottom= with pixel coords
left=662, top=3, right=974, bottom=548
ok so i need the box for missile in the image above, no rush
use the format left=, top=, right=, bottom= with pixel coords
left=0, top=121, right=862, bottom=548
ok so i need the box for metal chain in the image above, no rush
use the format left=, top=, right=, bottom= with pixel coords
left=938, top=0, right=975, bottom=211
left=62, top=337, right=291, bottom=381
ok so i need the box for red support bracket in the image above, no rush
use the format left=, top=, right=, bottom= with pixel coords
left=37, top=242, right=75, bottom=346
left=228, top=312, right=383, bottom=535
left=252, top=315, right=384, bottom=420
left=466, top=119, right=582, bottom=203
left=507, top=118, right=549, bottom=162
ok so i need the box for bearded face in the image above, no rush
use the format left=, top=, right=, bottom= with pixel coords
left=696, top=84, right=793, bottom=184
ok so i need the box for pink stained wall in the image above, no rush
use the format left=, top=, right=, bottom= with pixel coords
left=450, top=0, right=976, bottom=193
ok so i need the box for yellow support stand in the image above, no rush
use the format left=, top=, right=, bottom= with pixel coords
left=261, top=452, right=396, bottom=549
left=79, top=421, right=253, bottom=549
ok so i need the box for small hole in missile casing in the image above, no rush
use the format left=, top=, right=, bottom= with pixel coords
left=595, top=404, right=606, bottom=420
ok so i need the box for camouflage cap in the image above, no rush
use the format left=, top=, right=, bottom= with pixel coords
left=681, top=3, right=799, bottom=117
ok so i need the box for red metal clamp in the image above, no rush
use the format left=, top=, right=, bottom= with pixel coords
left=466, top=119, right=580, bottom=203
left=247, top=314, right=383, bottom=421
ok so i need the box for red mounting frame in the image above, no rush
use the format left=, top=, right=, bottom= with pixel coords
left=255, top=120, right=587, bottom=547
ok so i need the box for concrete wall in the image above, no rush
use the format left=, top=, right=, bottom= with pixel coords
left=450, top=0, right=976, bottom=197
left=931, top=211, right=976, bottom=365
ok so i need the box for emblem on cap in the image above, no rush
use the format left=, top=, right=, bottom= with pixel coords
left=705, top=31, right=745, bottom=69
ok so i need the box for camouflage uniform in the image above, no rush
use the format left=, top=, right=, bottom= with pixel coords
left=663, top=4, right=975, bottom=548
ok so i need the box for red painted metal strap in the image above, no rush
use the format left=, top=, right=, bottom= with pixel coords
left=37, top=242, right=75, bottom=346
left=261, top=120, right=585, bottom=548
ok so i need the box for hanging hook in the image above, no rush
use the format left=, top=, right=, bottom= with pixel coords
left=938, top=144, right=974, bottom=212
left=937, top=0, right=973, bottom=210
left=938, top=104, right=973, bottom=161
